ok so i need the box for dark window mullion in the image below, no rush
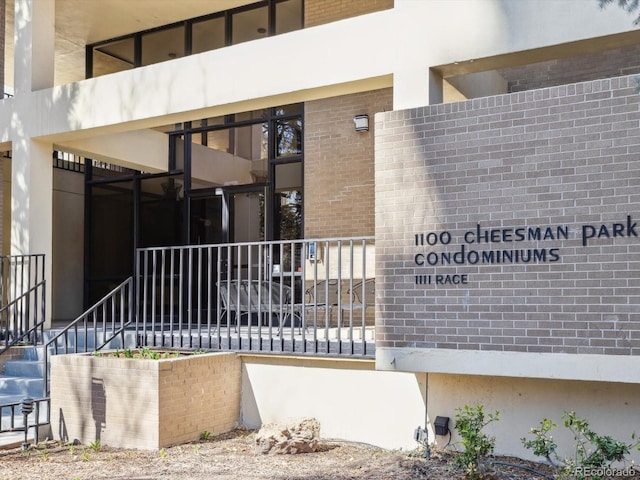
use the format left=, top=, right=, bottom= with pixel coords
left=134, top=34, right=142, bottom=67
left=185, top=20, right=193, bottom=56
left=225, top=11, right=232, bottom=46
left=85, top=47, right=94, bottom=79
left=268, top=0, right=276, bottom=35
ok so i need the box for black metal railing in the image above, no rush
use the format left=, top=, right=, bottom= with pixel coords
left=136, top=237, right=375, bottom=357
left=0, top=255, right=46, bottom=354
left=43, top=277, right=134, bottom=396
left=0, top=397, right=50, bottom=444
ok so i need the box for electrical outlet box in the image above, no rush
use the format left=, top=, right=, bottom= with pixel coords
left=413, top=426, right=428, bottom=444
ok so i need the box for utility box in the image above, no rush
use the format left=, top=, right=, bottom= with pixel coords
left=434, top=416, right=450, bottom=436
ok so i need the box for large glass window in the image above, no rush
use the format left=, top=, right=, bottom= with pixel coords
left=169, top=104, right=302, bottom=241
left=275, top=0, right=303, bottom=35
left=189, top=123, right=269, bottom=190
left=274, top=162, right=303, bottom=240
left=91, top=38, right=135, bottom=77
left=276, top=118, right=302, bottom=157
left=141, top=25, right=185, bottom=66
left=192, top=16, right=226, bottom=54
left=86, top=1, right=304, bottom=78
left=139, top=175, right=184, bottom=248
left=85, top=103, right=302, bottom=305
left=231, top=5, right=269, bottom=44
left=86, top=180, right=134, bottom=305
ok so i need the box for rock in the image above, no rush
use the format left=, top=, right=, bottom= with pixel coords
left=255, top=418, right=320, bottom=454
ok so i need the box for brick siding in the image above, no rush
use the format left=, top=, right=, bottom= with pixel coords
left=305, top=0, right=393, bottom=28
left=376, top=75, right=640, bottom=355
left=500, top=44, right=640, bottom=93
left=50, top=352, right=241, bottom=449
left=305, top=88, right=392, bottom=238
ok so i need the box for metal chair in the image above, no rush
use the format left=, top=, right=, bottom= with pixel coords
left=302, top=279, right=341, bottom=328
left=339, top=279, right=375, bottom=325
left=219, top=279, right=300, bottom=331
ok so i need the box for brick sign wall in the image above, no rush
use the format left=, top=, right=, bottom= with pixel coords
left=375, top=76, right=640, bottom=356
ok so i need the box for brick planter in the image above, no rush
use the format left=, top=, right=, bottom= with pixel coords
left=50, top=351, right=240, bottom=449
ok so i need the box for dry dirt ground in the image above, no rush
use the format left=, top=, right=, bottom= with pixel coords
left=0, top=427, right=627, bottom=480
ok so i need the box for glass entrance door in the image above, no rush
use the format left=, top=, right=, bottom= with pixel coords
left=190, top=194, right=224, bottom=245
left=189, top=186, right=266, bottom=245
left=189, top=186, right=266, bottom=282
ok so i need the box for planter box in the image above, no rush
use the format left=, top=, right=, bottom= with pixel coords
left=50, top=351, right=241, bottom=449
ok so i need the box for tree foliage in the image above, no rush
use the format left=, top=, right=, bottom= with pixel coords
left=599, top=0, right=640, bottom=24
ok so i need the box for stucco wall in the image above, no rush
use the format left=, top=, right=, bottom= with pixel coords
left=240, top=355, right=425, bottom=450
left=428, top=373, right=640, bottom=463
left=52, top=168, right=84, bottom=320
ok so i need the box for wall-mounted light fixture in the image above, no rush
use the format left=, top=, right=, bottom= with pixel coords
left=353, top=114, right=369, bottom=132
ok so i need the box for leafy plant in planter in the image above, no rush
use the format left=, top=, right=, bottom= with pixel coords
left=453, top=404, right=500, bottom=479
left=522, top=411, right=640, bottom=480
left=102, top=348, right=182, bottom=359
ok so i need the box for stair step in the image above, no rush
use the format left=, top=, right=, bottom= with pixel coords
left=21, top=346, right=46, bottom=361
left=0, top=376, right=43, bottom=397
left=0, top=394, right=25, bottom=408
left=0, top=327, right=139, bottom=448
left=42, top=329, right=136, bottom=350
left=3, top=360, right=45, bottom=378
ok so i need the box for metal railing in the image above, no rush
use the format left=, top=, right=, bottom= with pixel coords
left=137, top=237, right=375, bottom=357
left=43, top=277, right=134, bottom=396
left=0, top=397, right=50, bottom=444
left=0, top=255, right=46, bottom=354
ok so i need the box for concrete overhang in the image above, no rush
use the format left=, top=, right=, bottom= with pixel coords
left=25, top=9, right=396, bottom=141
left=54, top=129, right=168, bottom=173
left=433, top=30, right=640, bottom=79
left=377, top=347, right=640, bottom=384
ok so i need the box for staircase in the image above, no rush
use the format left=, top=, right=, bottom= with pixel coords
left=0, top=344, right=48, bottom=447
left=0, top=272, right=136, bottom=449
left=0, top=326, right=138, bottom=448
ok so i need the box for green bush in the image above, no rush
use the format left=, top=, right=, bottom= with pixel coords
left=522, top=411, right=640, bottom=480
left=453, top=404, right=500, bottom=479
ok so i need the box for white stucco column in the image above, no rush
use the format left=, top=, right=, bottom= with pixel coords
left=11, top=138, right=53, bottom=325
left=11, top=0, right=55, bottom=324
left=392, top=67, right=443, bottom=109
left=13, top=0, right=54, bottom=94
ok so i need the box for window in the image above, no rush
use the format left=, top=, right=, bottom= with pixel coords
left=86, top=0, right=304, bottom=78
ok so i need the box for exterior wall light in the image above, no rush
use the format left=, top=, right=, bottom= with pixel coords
left=353, top=114, right=369, bottom=132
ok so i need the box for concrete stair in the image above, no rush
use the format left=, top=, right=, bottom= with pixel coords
left=0, top=345, right=48, bottom=448
left=0, top=328, right=137, bottom=448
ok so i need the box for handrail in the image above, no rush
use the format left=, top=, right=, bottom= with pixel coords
left=0, top=397, right=50, bottom=444
left=43, top=277, right=134, bottom=396
left=137, top=237, right=375, bottom=356
left=0, top=280, right=47, bottom=355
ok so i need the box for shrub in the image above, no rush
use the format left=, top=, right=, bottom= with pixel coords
left=453, top=404, right=500, bottom=479
left=522, top=411, right=640, bottom=480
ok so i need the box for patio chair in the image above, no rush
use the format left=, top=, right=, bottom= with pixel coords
left=301, top=279, right=341, bottom=328
left=340, top=279, right=375, bottom=323
left=219, top=280, right=300, bottom=332
left=352, top=278, right=375, bottom=311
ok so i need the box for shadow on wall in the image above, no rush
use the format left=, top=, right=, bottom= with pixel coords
left=91, top=377, right=106, bottom=441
